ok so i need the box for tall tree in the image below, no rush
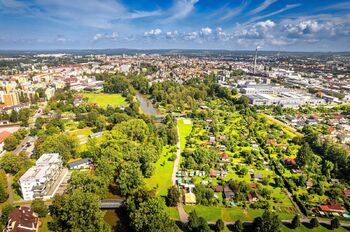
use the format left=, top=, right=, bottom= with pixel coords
left=129, top=197, right=176, bottom=232
left=51, top=190, right=109, bottom=232
left=166, top=186, right=180, bottom=207
left=253, top=210, right=281, bottom=232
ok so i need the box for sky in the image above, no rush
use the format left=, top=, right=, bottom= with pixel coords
left=0, top=0, right=349, bottom=51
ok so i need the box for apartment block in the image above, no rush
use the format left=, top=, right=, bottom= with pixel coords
left=19, top=153, right=63, bottom=201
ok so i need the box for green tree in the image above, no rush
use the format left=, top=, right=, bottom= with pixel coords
left=166, top=186, right=180, bottom=207
left=296, top=142, right=314, bottom=168
left=215, top=219, right=225, bottom=232
left=51, top=190, right=109, bottom=232
left=130, top=197, right=176, bottom=232
left=116, top=162, right=144, bottom=196
left=3, top=135, right=19, bottom=151
left=69, top=172, right=109, bottom=197
left=186, top=210, right=210, bottom=232
left=31, top=200, right=48, bottom=217
left=0, top=204, right=14, bottom=226
left=35, top=133, right=78, bottom=163
left=309, top=218, right=319, bottom=228
left=0, top=152, right=21, bottom=173
left=0, top=183, right=8, bottom=203
left=253, top=210, right=281, bottom=232
left=9, top=110, right=18, bottom=122
left=232, top=220, right=243, bottom=232
left=330, top=218, right=340, bottom=230
left=291, top=215, right=300, bottom=229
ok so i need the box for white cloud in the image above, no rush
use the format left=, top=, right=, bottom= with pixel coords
left=183, top=32, right=198, bottom=41
left=249, top=0, right=278, bottom=15
left=220, top=0, right=249, bottom=21
left=144, top=29, right=162, bottom=37
left=200, top=27, right=212, bottom=36
left=247, top=3, right=302, bottom=23
left=93, top=32, right=119, bottom=41
left=166, top=0, right=199, bottom=21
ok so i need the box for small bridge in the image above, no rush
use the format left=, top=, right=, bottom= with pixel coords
left=100, top=199, right=123, bottom=209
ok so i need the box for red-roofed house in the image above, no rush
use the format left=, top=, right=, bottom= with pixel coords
left=344, top=189, right=350, bottom=198
left=319, top=202, right=346, bottom=213
left=283, top=158, right=296, bottom=166
left=220, top=153, right=230, bottom=162
left=0, top=131, right=11, bottom=152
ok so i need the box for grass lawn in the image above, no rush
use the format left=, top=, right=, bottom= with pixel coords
left=166, top=207, right=180, bottom=220
left=178, top=119, right=193, bottom=152
left=40, top=215, right=53, bottom=232
left=68, top=128, right=94, bottom=152
left=82, top=93, right=126, bottom=108
left=184, top=205, right=297, bottom=222
left=145, top=146, right=176, bottom=197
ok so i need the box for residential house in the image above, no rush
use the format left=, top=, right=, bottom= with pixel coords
left=4, top=207, right=39, bottom=232
left=0, top=131, right=11, bottom=152
left=68, top=158, right=91, bottom=170
left=319, top=202, right=346, bottom=213
left=223, top=187, right=235, bottom=200
left=247, top=191, right=259, bottom=202
left=212, top=185, right=224, bottom=193
left=283, top=158, right=296, bottom=166
left=253, top=173, right=263, bottom=181
left=220, top=153, right=230, bottom=162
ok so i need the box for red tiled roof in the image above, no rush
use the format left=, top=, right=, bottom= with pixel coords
left=0, top=131, right=11, bottom=143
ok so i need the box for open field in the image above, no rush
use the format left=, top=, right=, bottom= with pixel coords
left=145, top=146, right=176, bottom=197
left=81, top=93, right=126, bottom=108
left=178, top=118, right=193, bottom=152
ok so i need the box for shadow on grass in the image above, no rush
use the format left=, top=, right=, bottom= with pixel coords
left=320, top=222, right=332, bottom=230
left=175, top=220, right=185, bottom=231
left=302, top=221, right=314, bottom=229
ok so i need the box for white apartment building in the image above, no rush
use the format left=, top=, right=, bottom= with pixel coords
left=19, top=153, right=62, bottom=201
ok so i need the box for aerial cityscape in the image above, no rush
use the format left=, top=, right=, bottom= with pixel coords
left=0, top=0, right=350, bottom=232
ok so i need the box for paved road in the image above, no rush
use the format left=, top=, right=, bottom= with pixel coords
left=13, top=106, right=44, bottom=156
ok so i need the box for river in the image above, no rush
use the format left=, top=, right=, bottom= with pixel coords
left=135, top=92, right=162, bottom=117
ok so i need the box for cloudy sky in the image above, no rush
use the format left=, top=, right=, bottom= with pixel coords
left=0, top=0, right=349, bottom=51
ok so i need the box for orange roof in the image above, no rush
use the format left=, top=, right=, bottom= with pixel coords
left=0, top=131, right=11, bottom=143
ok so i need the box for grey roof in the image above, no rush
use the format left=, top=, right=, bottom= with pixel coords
left=68, top=158, right=90, bottom=168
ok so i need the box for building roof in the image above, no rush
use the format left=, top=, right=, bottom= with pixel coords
left=319, top=202, right=345, bottom=212
left=185, top=193, right=196, bottom=204
left=7, top=207, right=38, bottom=232
left=0, top=131, right=11, bottom=143
left=212, top=185, right=224, bottom=192
left=36, top=153, right=61, bottom=166
left=68, top=158, right=90, bottom=168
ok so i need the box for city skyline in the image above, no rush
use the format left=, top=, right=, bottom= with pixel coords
left=0, top=0, right=350, bottom=51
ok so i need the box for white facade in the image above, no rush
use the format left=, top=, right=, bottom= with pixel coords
left=19, top=153, right=62, bottom=200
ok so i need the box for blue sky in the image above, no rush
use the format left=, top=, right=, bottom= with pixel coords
left=0, top=0, right=349, bottom=51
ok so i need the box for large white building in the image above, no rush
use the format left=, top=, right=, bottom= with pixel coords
left=19, top=153, right=62, bottom=200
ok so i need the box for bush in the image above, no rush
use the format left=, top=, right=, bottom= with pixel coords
left=330, top=218, right=340, bottom=230
left=31, top=200, right=48, bottom=217
left=168, top=153, right=177, bottom=161
left=291, top=215, right=300, bottom=228
left=309, top=218, right=319, bottom=228
left=215, top=219, right=225, bottom=232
